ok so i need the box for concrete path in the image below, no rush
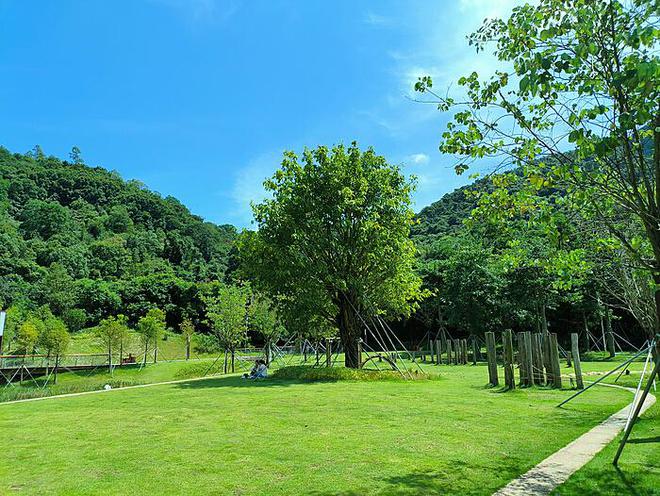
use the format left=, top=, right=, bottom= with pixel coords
left=493, top=385, right=656, bottom=496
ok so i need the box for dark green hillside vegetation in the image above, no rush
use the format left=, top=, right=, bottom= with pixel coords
left=409, top=170, right=650, bottom=348
left=411, top=176, right=488, bottom=240
left=0, top=146, right=237, bottom=339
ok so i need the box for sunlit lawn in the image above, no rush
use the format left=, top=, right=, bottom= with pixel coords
left=0, top=362, right=642, bottom=496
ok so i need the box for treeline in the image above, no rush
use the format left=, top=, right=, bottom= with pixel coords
left=0, top=146, right=237, bottom=347
left=411, top=171, right=650, bottom=346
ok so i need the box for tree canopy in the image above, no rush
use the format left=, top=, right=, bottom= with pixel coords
left=239, top=143, right=425, bottom=367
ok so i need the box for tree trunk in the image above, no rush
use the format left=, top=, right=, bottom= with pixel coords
left=153, top=338, right=158, bottom=364
left=186, top=335, right=191, bottom=360
left=265, top=340, right=271, bottom=365
left=231, top=349, right=235, bottom=373
left=119, top=340, right=123, bottom=368
left=143, top=342, right=148, bottom=366
left=336, top=294, right=362, bottom=369
left=541, top=303, right=548, bottom=334
left=108, top=343, right=112, bottom=372
left=54, top=354, right=59, bottom=385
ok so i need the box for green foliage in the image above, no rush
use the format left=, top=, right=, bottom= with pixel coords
left=62, top=308, right=88, bottom=333
left=247, top=295, right=285, bottom=345
left=38, top=316, right=70, bottom=357
left=271, top=365, right=432, bottom=382
left=17, top=317, right=42, bottom=353
left=416, top=0, right=659, bottom=337
left=0, top=146, right=237, bottom=330
left=193, top=333, right=222, bottom=354
left=240, top=143, right=425, bottom=367
left=136, top=308, right=166, bottom=349
left=95, top=315, right=129, bottom=357
left=180, top=318, right=195, bottom=339
left=204, top=284, right=249, bottom=351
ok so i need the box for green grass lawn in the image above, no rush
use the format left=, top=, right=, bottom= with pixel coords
left=552, top=403, right=659, bottom=496
left=1, top=362, right=650, bottom=496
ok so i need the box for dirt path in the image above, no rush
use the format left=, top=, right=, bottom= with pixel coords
left=493, top=384, right=656, bottom=496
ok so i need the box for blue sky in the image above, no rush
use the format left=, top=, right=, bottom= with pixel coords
left=0, top=0, right=521, bottom=227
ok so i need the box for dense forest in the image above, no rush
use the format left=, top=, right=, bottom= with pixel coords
left=0, top=144, right=651, bottom=356
left=0, top=146, right=237, bottom=339
left=411, top=173, right=650, bottom=348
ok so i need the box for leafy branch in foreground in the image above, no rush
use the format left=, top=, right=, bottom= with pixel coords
left=416, top=0, right=659, bottom=341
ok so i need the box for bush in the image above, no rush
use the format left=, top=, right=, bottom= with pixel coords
left=62, top=308, right=88, bottom=332
left=271, top=366, right=434, bottom=382
left=194, top=333, right=221, bottom=354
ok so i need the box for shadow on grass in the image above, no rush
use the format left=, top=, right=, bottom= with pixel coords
left=626, top=435, right=660, bottom=444
left=305, top=460, right=529, bottom=496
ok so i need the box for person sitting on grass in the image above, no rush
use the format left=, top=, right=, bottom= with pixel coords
left=242, top=359, right=268, bottom=379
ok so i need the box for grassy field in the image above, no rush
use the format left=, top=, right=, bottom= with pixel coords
left=552, top=403, right=659, bottom=496
left=1, top=360, right=655, bottom=495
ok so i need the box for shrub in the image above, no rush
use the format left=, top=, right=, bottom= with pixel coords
left=271, top=366, right=434, bottom=382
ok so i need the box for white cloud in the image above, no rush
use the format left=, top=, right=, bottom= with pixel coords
left=225, top=150, right=282, bottom=228
left=408, top=153, right=429, bottom=165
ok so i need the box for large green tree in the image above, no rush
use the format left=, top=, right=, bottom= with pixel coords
left=239, top=143, right=424, bottom=368
left=415, top=0, right=659, bottom=344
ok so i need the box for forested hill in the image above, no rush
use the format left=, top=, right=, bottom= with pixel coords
left=0, top=146, right=237, bottom=329
left=412, top=176, right=490, bottom=241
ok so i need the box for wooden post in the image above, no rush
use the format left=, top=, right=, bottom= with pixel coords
left=566, top=351, right=572, bottom=367
left=446, top=339, right=453, bottom=365
left=435, top=339, right=441, bottom=365
left=524, top=332, right=534, bottom=385
left=542, top=333, right=553, bottom=385
left=472, top=337, right=478, bottom=365
left=485, top=332, right=498, bottom=386
left=462, top=340, right=468, bottom=364
left=532, top=334, right=545, bottom=385
left=326, top=338, right=332, bottom=367
left=453, top=339, right=460, bottom=365
left=357, top=340, right=363, bottom=368
left=605, top=332, right=615, bottom=358
left=549, top=333, right=562, bottom=388
left=429, top=340, right=435, bottom=364
left=503, top=330, right=515, bottom=390
left=570, top=333, right=584, bottom=389
left=517, top=332, right=527, bottom=386
left=516, top=332, right=527, bottom=387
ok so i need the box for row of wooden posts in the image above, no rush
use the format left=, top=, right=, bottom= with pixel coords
left=416, top=338, right=475, bottom=365
left=485, top=331, right=585, bottom=390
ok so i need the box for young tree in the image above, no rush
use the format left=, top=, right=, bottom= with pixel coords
left=38, top=317, right=70, bottom=383
left=415, top=0, right=659, bottom=347
left=240, top=143, right=425, bottom=368
left=248, top=295, right=286, bottom=365
left=204, top=284, right=249, bottom=373
left=1, top=305, right=27, bottom=353
left=96, top=315, right=129, bottom=371
left=180, top=318, right=195, bottom=360
left=69, top=146, right=84, bottom=165
left=136, top=308, right=165, bottom=365
left=17, top=317, right=41, bottom=354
